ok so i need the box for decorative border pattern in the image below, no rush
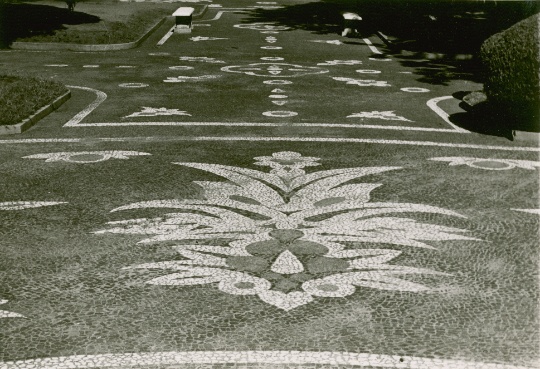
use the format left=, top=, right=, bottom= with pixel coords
left=0, top=351, right=533, bottom=369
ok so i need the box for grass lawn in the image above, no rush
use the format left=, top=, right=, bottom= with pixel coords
left=0, top=74, right=68, bottom=125
left=13, top=1, right=180, bottom=44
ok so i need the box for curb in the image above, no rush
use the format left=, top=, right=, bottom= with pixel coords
left=193, top=4, right=209, bottom=19
left=0, top=90, right=71, bottom=135
left=11, top=17, right=166, bottom=51
left=10, top=5, right=208, bottom=51
left=375, top=31, right=474, bottom=60
left=512, top=130, right=540, bottom=143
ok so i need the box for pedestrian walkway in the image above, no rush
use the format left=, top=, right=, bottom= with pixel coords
left=0, top=2, right=538, bottom=369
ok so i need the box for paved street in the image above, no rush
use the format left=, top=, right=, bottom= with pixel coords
left=0, top=1, right=538, bottom=368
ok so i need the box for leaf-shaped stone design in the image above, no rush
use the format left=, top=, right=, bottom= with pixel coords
left=0, top=201, right=67, bottom=210
left=271, top=250, right=304, bottom=274
left=97, top=152, right=480, bottom=309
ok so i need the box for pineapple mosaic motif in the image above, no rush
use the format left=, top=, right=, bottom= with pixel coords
left=96, top=152, right=478, bottom=310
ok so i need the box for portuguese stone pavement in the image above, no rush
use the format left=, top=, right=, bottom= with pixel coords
left=0, top=1, right=538, bottom=368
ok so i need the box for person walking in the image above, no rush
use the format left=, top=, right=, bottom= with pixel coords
left=341, top=12, right=362, bottom=37
left=66, top=0, right=76, bottom=11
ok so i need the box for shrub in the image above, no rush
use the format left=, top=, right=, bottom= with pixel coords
left=480, top=12, right=540, bottom=131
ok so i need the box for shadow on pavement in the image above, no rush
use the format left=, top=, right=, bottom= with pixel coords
left=241, top=0, right=539, bottom=85
left=449, top=91, right=513, bottom=140
left=0, top=2, right=100, bottom=48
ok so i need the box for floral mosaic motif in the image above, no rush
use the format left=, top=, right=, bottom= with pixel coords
left=23, top=151, right=151, bottom=163
left=317, top=60, right=363, bottom=66
left=190, top=37, right=228, bottom=42
left=333, top=77, right=390, bottom=87
left=164, top=75, right=222, bottom=83
left=96, top=152, right=478, bottom=310
left=222, top=63, right=329, bottom=78
left=0, top=300, right=25, bottom=318
left=0, top=201, right=67, bottom=210
left=430, top=157, right=540, bottom=170
left=124, top=107, right=191, bottom=118
left=348, top=111, right=412, bottom=122
left=234, top=23, right=291, bottom=31
left=178, top=57, right=225, bottom=64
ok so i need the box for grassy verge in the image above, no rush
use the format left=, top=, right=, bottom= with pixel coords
left=0, top=75, right=68, bottom=126
left=15, top=8, right=171, bottom=44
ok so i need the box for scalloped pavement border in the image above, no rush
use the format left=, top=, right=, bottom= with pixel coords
left=0, top=90, right=71, bottom=135
left=10, top=5, right=208, bottom=52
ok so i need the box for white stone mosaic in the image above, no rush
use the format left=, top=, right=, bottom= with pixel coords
left=118, top=83, right=149, bottom=88
left=0, top=201, right=67, bottom=210
left=222, top=63, right=328, bottom=77
left=356, top=69, right=381, bottom=73
left=262, top=111, right=298, bottom=117
left=178, top=57, right=226, bottom=63
left=430, top=157, right=540, bottom=170
left=23, top=151, right=150, bottom=163
left=310, top=40, right=344, bottom=45
left=168, top=66, right=194, bottom=70
left=164, top=75, right=221, bottom=82
left=234, top=23, right=291, bottom=31
left=333, top=77, right=390, bottom=87
left=0, top=350, right=532, bottom=369
left=96, top=152, right=478, bottom=310
left=317, top=60, right=363, bottom=66
left=348, top=111, right=412, bottom=122
left=512, top=209, right=540, bottom=215
left=189, top=36, right=228, bottom=41
left=2, top=137, right=538, bottom=152
left=124, top=107, right=191, bottom=118
left=401, top=87, right=430, bottom=93
left=362, top=38, right=383, bottom=54
left=263, top=80, right=293, bottom=85
left=0, top=300, right=25, bottom=319
left=261, top=57, right=284, bottom=61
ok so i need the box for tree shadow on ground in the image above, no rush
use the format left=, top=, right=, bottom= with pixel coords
left=394, top=56, right=483, bottom=86
left=0, top=2, right=100, bottom=48
left=241, top=0, right=539, bottom=85
left=448, top=91, right=535, bottom=141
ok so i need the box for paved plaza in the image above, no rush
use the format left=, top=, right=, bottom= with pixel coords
left=0, top=1, right=538, bottom=368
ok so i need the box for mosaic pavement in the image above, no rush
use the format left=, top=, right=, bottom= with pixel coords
left=1, top=145, right=538, bottom=369
left=0, top=1, right=539, bottom=368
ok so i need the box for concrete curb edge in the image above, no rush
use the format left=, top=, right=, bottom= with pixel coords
left=10, top=4, right=208, bottom=52
left=512, top=130, right=540, bottom=143
left=0, top=90, right=71, bottom=135
left=11, top=17, right=166, bottom=51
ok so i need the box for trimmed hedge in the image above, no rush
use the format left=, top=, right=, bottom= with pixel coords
left=480, top=12, right=540, bottom=131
